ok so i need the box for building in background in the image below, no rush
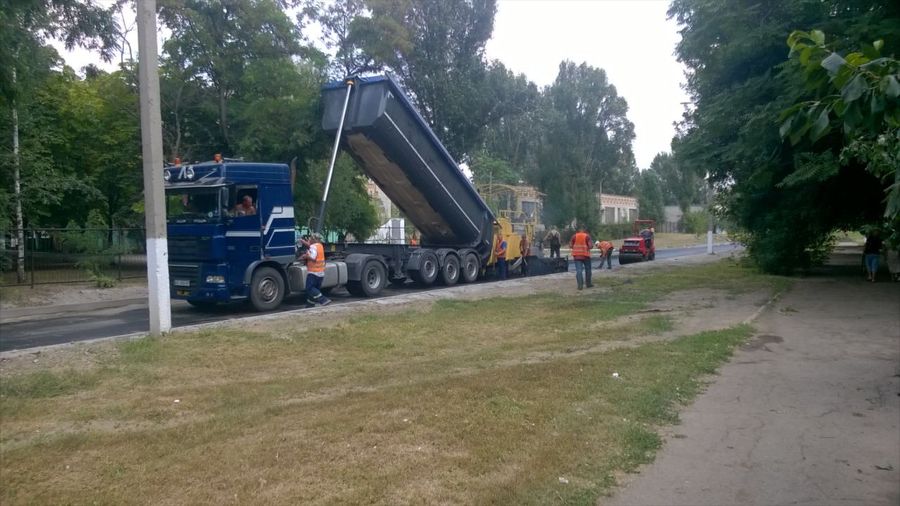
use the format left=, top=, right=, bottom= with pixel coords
left=599, top=194, right=638, bottom=224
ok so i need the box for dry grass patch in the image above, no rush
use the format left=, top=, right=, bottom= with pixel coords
left=629, top=232, right=731, bottom=250
left=1, top=260, right=787, bottom=505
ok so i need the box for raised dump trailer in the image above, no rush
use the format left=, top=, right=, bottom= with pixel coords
left=322, top=75, right=495, bottom=258
left=320, top=75, right=567, bottom=285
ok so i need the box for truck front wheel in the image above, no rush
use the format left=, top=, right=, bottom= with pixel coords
left=249, top=266, right=285, bottom=311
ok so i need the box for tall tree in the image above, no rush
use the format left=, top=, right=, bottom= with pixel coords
left=669, top=0, right=900, bottom=273
left=64, top=68, right=143, bottom=228
left=300, top=0, right=383, bottom=77
left=157, top=0, right=377, bottom=232
left=649, top=151, right=703, bottom=212
left=472, top=61, right=543, bottom=184
left=636, top=170, right=666, bottom=223
left=535, top=61, right=635, bottom=230
left=342, top=0, right=498, bottom=160
left=0, top=0, right=117, bottom=281
left=157, top=0, right=305, bottom=155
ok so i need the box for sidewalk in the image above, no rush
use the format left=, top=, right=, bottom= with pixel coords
left=605, top=274, right=900, bottom=505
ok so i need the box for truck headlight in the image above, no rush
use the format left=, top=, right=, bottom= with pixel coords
left=205, top=275, right=226, bottom=284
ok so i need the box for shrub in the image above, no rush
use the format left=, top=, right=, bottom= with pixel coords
left=682, top=210, right=709, bottom=235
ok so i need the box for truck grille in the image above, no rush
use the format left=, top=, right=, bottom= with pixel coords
left=169, top=264, right=200, bottom=288
left=168, top=236, right=211, bottom=260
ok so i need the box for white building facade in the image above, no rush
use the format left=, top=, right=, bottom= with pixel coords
left=599, top=194, right=638, bottom=224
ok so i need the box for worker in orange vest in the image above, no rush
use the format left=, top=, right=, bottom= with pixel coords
left=519, top=233, right=530, bottom=277
left=596, top=239, right=614, bottom=270
left=570, top=226, right=593, bottom=290
left=298, top=233, right=332, bottom=306
left=495, top=232, right=508, bottom=280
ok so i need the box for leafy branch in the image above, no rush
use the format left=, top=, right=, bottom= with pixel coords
left=780, top=30, right=900, bottom=219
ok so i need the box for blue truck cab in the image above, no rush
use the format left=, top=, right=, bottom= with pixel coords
left=163, top=158, right=354, bottom=310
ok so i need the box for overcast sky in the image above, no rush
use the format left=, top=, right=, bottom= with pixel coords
left=486, top=0, right=689, bottom=169
left=57, top=0, right=687, bottom=169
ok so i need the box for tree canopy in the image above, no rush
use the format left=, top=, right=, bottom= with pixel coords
left=669, top=0, right=900, bottom=272
left=2, top=0, right=650, bottom=240
left=536, top=61, right=636, bottom=230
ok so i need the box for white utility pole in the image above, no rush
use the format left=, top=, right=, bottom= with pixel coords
left=707, top=175, right=715, bottom=255
left=137, top=0, right=171, bottom=335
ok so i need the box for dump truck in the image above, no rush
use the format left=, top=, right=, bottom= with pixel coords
left=164, top=74, right=566, bottom=311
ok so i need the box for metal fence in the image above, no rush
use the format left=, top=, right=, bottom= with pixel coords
left=1, top=228, right=147, bottom=287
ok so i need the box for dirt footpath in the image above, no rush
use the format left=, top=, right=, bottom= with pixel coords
left=605, top=275, right=900, bottom=506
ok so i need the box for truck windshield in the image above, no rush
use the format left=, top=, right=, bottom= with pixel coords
left=166, top=188, right=224, bottom=224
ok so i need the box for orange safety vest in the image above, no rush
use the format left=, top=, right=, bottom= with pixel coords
left=598, top=240, right=613, bottom=254
left=571, top=232, right=591, bottom=259
left=307, top=243, right=326, bottom=273
left=495, top=237, right=507, bottom=259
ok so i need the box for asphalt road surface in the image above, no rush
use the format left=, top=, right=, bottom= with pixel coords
left=0, top=244, right=739, bottom=352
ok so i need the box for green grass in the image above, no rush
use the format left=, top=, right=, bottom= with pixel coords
left=0, top=260, right=782, bottom=505
left=0, top=369, right=101, bottom=399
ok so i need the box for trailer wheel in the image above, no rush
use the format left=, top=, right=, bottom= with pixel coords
left=411, top=250, right=439, bottom=285
left=461, top=252, right=480, bottom=283
left=347, top=260, right=386, bottom=297
left=249, top=266, right=285, bottom=311
left=438, top=254, right=460, bottom=286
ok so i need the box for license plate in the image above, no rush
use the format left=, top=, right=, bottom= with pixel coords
left=176, top=289, right=191, bottom=296
left=174, top=279, right=191, bottom=287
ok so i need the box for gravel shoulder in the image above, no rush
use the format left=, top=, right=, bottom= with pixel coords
left=0, top=280, right=148, bottom=310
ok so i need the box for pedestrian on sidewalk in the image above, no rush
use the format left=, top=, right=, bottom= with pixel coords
left=570, top=226, right=593, bottom=290
left=596, top=239, right=614, bottom=270
left=863, top=230, right=883, bottom=282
